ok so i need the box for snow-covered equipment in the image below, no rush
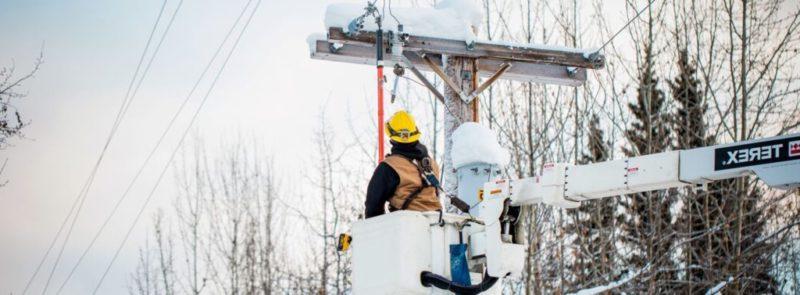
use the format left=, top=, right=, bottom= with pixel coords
left=305, top=1, right=785, bottom=294
left=346, top=133, right=800, bottom=294
left=451, top=123, right=507, bottom=215
left=309, top=1, right=606, bottom=165
left=310, top=3, right=604, bottom=86
left=474, top=133, right=800, bottom=280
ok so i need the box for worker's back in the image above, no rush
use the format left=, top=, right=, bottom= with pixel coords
left=383, top=155, right=442, bottom=212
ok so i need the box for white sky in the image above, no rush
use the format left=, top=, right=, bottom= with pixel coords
left=0, top=0, right=384, bottom=293
left=0, top=0, right=643, bottom=293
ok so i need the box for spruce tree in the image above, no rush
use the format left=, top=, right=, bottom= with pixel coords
left=671, top=48, right=716, bottom=293
left=567, top=115, right=619, bottom=291
left=671, top=49, right=707, bottom=149
left=671, top=48, right=775, bottom=293
left=619, top=42, right=676, bottom=293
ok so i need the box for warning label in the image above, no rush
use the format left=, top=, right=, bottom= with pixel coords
left=714, top=136, right=800, bottom=170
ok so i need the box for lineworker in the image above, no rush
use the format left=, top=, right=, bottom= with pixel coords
left=365, top=110, right=442, bottom=218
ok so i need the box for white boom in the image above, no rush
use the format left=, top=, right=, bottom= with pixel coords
left=349, top=133, right=800, bottom=294
left=476, top=133, right=800, bottom=279
left=484, top=133, right=800, bottom=209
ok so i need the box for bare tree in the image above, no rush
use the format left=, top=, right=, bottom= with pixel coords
left=678, top=0, right=800, bottom=292
left=125, top=1, right=800, bottom=293
left=0, top=53, right=41, bottom=149
left=131, top=237, right=158, bottom=295
left=130, top=211, right=175, bottom=295
left=132, top=137, right=281, bottom=294
left=299, top=109, right=360, bottom=294
left=0, top=53, right=42, bottom=185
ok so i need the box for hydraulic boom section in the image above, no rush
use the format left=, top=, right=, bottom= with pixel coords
left=482, top=133, right=800, bottom=209
left=477, top=133, right=800, bottom=278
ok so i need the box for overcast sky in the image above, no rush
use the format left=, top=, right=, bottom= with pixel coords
left=0, top=0, right=388, bottom=293
left=0, top=0, right=648, bottom=293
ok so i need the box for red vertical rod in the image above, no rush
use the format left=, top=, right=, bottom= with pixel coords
left=376, top=27, right=385, bottom=162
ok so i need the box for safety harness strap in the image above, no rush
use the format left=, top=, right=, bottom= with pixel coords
left=391, top=154, right=437, bottom=210
left=400, top=186, right=425, bottom=210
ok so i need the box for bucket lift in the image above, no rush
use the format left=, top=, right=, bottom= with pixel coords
left=308, top=2, right=800, bottom=294
left=349, top=133, right=800, bottom=294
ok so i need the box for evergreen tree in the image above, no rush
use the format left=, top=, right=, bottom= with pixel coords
left=671, top=48, right=776, bottom=293
left=567, top=115, right=619, bottom=291
left=619, top=41, right=676, bottom=293
left=670, top=49, right=707, bottom=149
left=670, top=48, right=718, bottom=293
left=622, top=44, right=671, bottom=156
left=581, top=115, right=610, bottom=165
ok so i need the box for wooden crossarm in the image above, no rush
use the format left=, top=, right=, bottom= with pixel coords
left=310, top=40, right=587, bottom=86
left=327, top=27, right=605, bottom=69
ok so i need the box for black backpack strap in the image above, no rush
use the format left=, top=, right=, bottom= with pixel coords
left=392, top=155, right=434, bottom=210
left=400, top=186, right=425, bottom=210
left=392, top=155, right=471, bottom=213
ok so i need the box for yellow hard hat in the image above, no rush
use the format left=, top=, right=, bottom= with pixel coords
left=386, top=110, right=421, bottom=143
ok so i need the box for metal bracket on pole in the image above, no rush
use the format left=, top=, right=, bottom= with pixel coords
left=400, top=52, right=445, bottom=103
left=464, top=62, right=511, bottom=103
left=419, top=53, right=510, bottom=104
left=420, top=53, right=470, bottom=101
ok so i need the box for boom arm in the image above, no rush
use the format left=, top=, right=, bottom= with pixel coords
left=483, top=133, right=800, bottom=209
left=475, top=133, right=800, bottom=278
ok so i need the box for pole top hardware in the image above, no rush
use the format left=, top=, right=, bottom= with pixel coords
left=311, top=26, right=604, bottom=87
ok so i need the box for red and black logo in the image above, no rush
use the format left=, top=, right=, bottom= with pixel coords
left=790, top=140, right=800, bottom=157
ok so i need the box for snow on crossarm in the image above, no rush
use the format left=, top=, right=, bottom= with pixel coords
left=324, top=0, right=484, bottom=43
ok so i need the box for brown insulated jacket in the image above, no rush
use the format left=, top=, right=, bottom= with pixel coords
left=364, top=142, right=442, bottom=218
left=382, top=155, right=442, bottom=212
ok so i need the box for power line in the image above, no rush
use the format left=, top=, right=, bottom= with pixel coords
left=120, top=0, right=186, bottom=120
left=91, top=0, right=262, bottom=293
left=38, top=1, right=185, bottom=293
left=387, top=0, right=400, bottom=26
left=20, top=1, right=171, bottom=294
left=595, top=0, right=657, bottom=53
left=54, top=0, right=251, bottom=291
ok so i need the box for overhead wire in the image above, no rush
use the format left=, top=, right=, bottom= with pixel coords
left=54, top=0, right=248, bottom=290
left=20, top=0, right=171, bottom=294
left=120, top=0, right=186, bottom=118
left=31, top=0, right=651, bottom=292
left=387, top=0, right=400, bottom=25
left=90, top=0, right=262, bottom=292
left=594, top=0, right=657, bottom=54
left=54, top=1, right=212, bottom=293
left=38, top=1, right=185, bottom=294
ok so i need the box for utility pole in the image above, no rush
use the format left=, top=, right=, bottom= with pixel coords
left=311, top=8, right=605, bottom=200
left=442, top=56, right=478, bottom=195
